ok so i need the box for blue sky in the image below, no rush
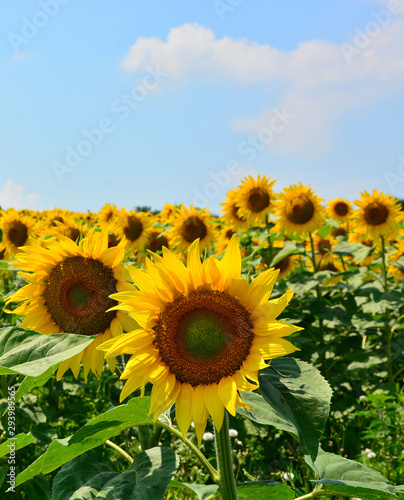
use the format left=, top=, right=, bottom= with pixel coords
left=1, top=0, right=403, bottom=214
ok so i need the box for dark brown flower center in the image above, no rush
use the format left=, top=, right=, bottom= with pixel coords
left=155, top=289, right=254, bottom=385
left=148, top=231, right=169, bottom=252
left=65, top=227, right=81, bottom=242
left=231, top=204, right=245, bottom=222
left=275, top=255, right=290, bottom=273
left=108, top=232, right=120, bottom=248
left=285, top=196, right=315, bottom=225
left=44, top=255, right=118, bottom=336
left=334, top=202, right=349, bottom=216
left=7, top=221, right=28, bottom=247
left=247, top=187, right=270, bottom=213
left=364, top=202, right=388, bottom=226
left=316, top=237, right=331, bottom=255
left=124, top=216, right=143, bottom=242
left=331, top=228, right=347, bottom=238
left=181, top=216, right=207, bottom=243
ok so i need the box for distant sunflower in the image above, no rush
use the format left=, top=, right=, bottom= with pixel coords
left=387, top=240, right=404, bottom=280
left=235, top=175, right=276, bottom=227
left=6, top=228, right=137, bottom=381
left=216, top=225, right=236, bottom=254
left=99, top=203, right=120, bottom=226
left=158, top=203, right=177, bottom=224
left=168, top=205, right=216, bottom=254
left=116, top=208, right=152, bottom=256
left=274, top=183, right=325, bottom=235
left=99, top=235, right=300, bottom=444
left=352, top=190, right=401, bottom=241
left=220, top=189, right=251, bottom=232
left=0, top=209, right=36, bottom=260
left=326, top=198, right=352, bottom=223
left=147, top=227, right=170, bottom=253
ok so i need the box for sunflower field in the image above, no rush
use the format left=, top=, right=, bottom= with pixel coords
left=0, top=176, right=403, bottom=500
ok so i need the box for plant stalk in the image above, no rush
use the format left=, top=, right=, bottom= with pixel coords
left=214, top=412, right=238, bottom=500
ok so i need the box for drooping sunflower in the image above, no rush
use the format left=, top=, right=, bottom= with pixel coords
left=116, top=208, right=152, bottom=256
left=235, top=175, right=277, bottom=227
left=0, top=209, right=37, bottom=260
left=220, top=189, right=251, bottom=232
left=274, top=183, right=325, bottom=235
left=5, top=228, right=137, bottom=381
left=326, top=198, right=352, bottom=223
left=352, top=189, right=401, bottom=241
left=99, top=235, right=300, bottom=443
left=168, top=205, right=216, bottom=254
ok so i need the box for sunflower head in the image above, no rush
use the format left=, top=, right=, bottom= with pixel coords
left=99, top=235, right=301, bottom=443
left=116, top=208, right=152, bottom=256
left=0, top=209, right=36, bottom=259
left=168, top=205, right=216, bottom=254
left=352, top=189, right=401, bottom=240
left=274, top=183, right=325, bottom=235
left=326, top=198, right=352, bottom=223
left=235, top=175, right=277, bottom=227
left=6, top=228, right=137, bottom=381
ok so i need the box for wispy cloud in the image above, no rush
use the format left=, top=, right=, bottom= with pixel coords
left=0, top=179, right=40, bottom=210
left=120, top=13, right=404, bottom=158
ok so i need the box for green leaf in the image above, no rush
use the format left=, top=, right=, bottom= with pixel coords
left=14, top=367, right=55, bottom=404
left=169, top=480, right=219, bottom=500
left=258, top=358, right=332, bottom=462
left=51, top=451, right=113, bottom=500
left=236, top=482, right=294, bottom=499
left=0, top=432, right=36, bottom=458
left=97, top=447, right=179, bottom=500
left=16, top=397, right=154, bottom=487
left=22, top=476, right=50, bottom=500
left=55, top=447, right=179, bottom=500
left=236, top=392, right=297, bottom=439
left=0, top=326, right=96, bottom=377
left=307, top=450, right=401, bottom=498
left=270, top=241, right=303, bottom=266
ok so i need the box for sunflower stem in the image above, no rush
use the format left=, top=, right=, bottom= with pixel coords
left=105, top=439, right=134, bottom=464
left=308, top=232, right=318, bottom=273
left=380, top=235, right=394, bottom=388
left=214, top=412, right=238, bottom=500
left=155, top=421, right=220, bottom=483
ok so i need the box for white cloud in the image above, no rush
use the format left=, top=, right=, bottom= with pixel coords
left=0, top=179, right=40, bottom=210
left=120, top=10, right=404, bottom=157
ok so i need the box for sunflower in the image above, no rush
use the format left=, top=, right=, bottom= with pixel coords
left=116, top=208, right=152, bottom=256
left=99, top=203, right=120, bottom=226
left=216, top=225, right=236, bottom=254
left=220, top=189, right=252, bottom=232
left=168, top=205, right=216, bottom=254
left=387, top=240, right=404, bottom=280
left=158, top=203, right=177, bottom=224
left=274, top=183, right=325, bottom=235
left=235, top=175, right=277, bottom=227
left=0, top=209, right=37, bottom=260
left=352, top=190, right=401, bottom=241
left=326, top=198, right=352, bottom=223
left=99, top=235, right=300, bottom=443
left=5, top=228, right=137, bottom=381
left=147, top=227, right=170, bottom=253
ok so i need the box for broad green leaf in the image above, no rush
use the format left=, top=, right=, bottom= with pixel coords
left=95, top=447, right=179, bottom=500
left=307, top=450, right=401, bottom=499
left=16, top=397, right=154, bottom=487
left=236, top=482, right=294, bottom=499
left=236, top=392, right=297, bottom=439
left=316, top=224, right=334, bottom=238
left=258, top=358, right=332, bottom=462
left=0, top=432, right=36, bottom=458
left=14, top=367, right=55, bottom=404
left=169, top=480, right=219, bottom=500
left=57, top=447, right=179, bottom=500
left=270, top=241, right=303, bottom=266
left=51, top=451, right=113, bottom=500
left=0, top=326, right=96, bottom=377
left=22, top=476, right=50, bottom=500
